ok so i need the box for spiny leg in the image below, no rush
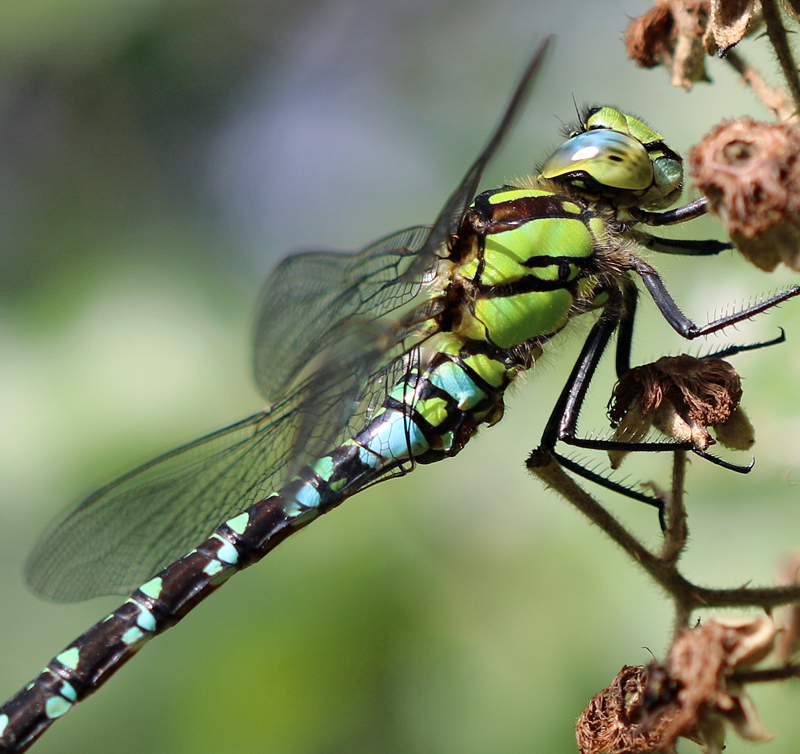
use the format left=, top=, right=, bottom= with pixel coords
left=532, top=303, right=669, bottom=514
left=632, top=257, right=800, bottom=338
left=640, top=234, right=732, bottom=256
left=532, top=276, right=789, bottom=509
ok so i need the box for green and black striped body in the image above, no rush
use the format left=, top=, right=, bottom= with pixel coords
left=0, top=184, right=613, bottom=751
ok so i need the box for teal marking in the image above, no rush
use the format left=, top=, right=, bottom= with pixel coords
left=139, top=577, right=163, bottom=600
left=311, top=455, right=335, bottom=481
left=210, top=568, right=236, bottom=588
left=383, top=410, right=428, bottom=458
left=55, top=647, right=80, bottom=671
left=210, top=534, right=239, bottom=565
left=203, top=560, right=224, bottom=577
left=357, top=444, right=380, bottom=468
left=294, top=483, right=322, bottom=509
left=44, top=696, right=72, bottom=719
left=225, top=511, right=249, bottom=535
left=362, top=409, right=429, bottom=462
left=282, top=500, right=307, bottom=517
left=288, top=507, right=319, bottom=527
left=135, top=606, right=156, bottom=632
left=59, top=682, right=77, bottom=703
left=430, top=361, right=486, bottom=410
left=0, top=713, right=8, bottom=737
left=121, top=626, right=145, bottom=646
left=124, top=599, right=156, bottom=631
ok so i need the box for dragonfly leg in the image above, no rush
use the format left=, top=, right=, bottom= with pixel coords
left=533, top=307, right=671, bottom=511
left=633, top=257, right=800, bottom=338
left=539, top=304, right=698, bottom=459
left=633, top=197, right=710, bottom=226
left=639, top=234, right=732, bottom=256
left=533, top=272, right=788, bottom=508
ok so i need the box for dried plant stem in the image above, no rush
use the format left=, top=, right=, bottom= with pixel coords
left=761, top=0, right=800, bottom=118
left=724, top=48, right=797, bottom=122
left=732, top=663, right=800, bottom=683
left=660, top=450, right=687, bottom=567
left=527, top=449, right=800, bottom=622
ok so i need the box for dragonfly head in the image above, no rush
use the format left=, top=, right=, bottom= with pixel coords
left=538, top=106, right=683, bottom=210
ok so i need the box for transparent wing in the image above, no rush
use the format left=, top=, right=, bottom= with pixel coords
left=253, top=35, right=553, bottom=404
left=26, top=392, right=306, bottom=602
left=25, top=38, right=555, bottom=603
left=410, top=36, right=554, bottom=277
left=25, top=326, right=418, bottom=603
left=253, top=225, right=435, bottom=402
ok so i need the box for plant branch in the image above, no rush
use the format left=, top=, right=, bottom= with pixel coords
left=724, top=48, right=797, bottom=122
left=761, top=0, right=800, bottom=118
left=527, top=449, right=800, bottom=618
left=732, top=663, right=800, bottom=684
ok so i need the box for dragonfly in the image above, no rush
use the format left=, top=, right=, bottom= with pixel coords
left=1, top=36, right=798, bottom=752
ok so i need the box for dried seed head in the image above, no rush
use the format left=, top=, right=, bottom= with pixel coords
left=575, top=665, right=677, bottom=754
left=607, top=355, right=752, bottom=468
left=657, top=617, right=777, bottom=753
left=705, top=0, right=761, bottom=55
left=625, top=0, right=711, bottom=89
left=576, top=618, right=777, bottom=754
left=690, top=118, right=800, bottom=271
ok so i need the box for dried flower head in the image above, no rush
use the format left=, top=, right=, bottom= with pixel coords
left=656, top=617, right=777, bottom=753
left=607, top=355, right=752, bottom=468
left=625, top=0, right=711, bottom=89
left=690, top=118, right=800, bottom=271
left=704, top=0, right=762, bottom=55
left=576, top=618, right=778, bottom=754
left=575, top=665, right=677, bottom=754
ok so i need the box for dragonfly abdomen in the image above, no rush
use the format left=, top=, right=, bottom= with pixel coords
left=0, top=336, right=521, bottom=749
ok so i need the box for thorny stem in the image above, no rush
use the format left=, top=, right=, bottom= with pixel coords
left=527, top=449, right=800, bottom=619
left=660, top=451, right=687, bottom=568
left=724, top=48, right=797, bottom=122
left=761, top=0, right=800, bottom=119
left=732, top=663, right=800, bottom=683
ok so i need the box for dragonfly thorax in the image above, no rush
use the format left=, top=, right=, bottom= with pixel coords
left=441, top=187, right=607, bottom=351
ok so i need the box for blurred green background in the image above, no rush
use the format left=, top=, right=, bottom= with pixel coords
left=1, top=1, right=799, bottom=752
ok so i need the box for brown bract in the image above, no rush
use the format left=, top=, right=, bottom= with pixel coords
left=576, top=618, right=778, bottom=754
left=690, top=118, right=800, bottom=271
left=705, top=0, right=761, bottom=55
left=654, top=618, right=777, bottom=753
left=607, top=356, right=752, bottom=468
left=576, top=665, right=677, bottom=754
left=625, top=0, right=711, bottom=88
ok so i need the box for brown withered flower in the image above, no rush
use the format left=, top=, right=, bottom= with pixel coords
left=576, top=665, right=677, bottom=754
left=607, top=355, right=753, bottom=468
left=690, top=118, right=800, bottom=271
left=704, top=0, right=762, bottom=55
left=625, top=0, right=711, bottom=88
left=576, top=618, right=778, bottom=754
left=653, top=617, right=777, bottom=753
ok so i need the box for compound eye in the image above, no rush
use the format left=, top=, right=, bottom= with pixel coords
left=540, top=129, right=654, bottom=191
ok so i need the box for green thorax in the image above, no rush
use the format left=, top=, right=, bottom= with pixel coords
left=444, top=186, right=608, bottom=351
